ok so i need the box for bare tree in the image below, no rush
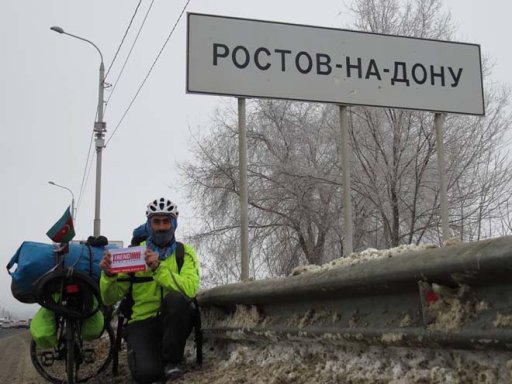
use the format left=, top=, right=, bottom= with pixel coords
left=347, top=0, right=512, bottom=247
left=0, top=306, right=15, bottom=320
left=350, top=0, right=454, bottom=39
left=181, top=101, right=344, bottom=284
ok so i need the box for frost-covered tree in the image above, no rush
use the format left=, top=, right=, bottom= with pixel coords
left=182, top=101, right=343, bottom=281
left=346, top=0, right=512, bottom=247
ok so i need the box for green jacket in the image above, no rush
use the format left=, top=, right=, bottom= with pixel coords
left=100, top=242, right=199, bottom=323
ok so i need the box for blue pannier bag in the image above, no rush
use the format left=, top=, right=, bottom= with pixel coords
left=6, top=241, right=114, bottom=303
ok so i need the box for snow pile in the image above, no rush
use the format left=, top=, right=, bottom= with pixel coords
left=291, top=243, right=438, bottom=276
left=286, top=308, right=339, bottom=329
left=422, top=284, right=489, bottom=331
left=494, top=313, right=512, bottom=328
left=179, top=340, right=512, bottom=384
left=202, top=305, right=265, bottom=329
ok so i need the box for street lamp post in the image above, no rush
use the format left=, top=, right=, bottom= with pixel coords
left=48, top=181, right=76, bottom=220
left=50, top=26, right=105, bottom=237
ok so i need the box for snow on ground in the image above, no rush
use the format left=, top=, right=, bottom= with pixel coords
left=173, top=339, right=512, bottom=384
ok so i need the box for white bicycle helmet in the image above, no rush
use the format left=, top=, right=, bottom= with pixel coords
left=146, top=197, right=179, bottom=218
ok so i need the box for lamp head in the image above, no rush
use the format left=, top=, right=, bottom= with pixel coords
left=50, top=26, right=64, bottom=34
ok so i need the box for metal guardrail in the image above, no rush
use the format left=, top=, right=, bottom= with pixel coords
left=197, top=236, right=512, bottom=351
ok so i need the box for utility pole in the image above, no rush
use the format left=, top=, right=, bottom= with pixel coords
left=94, top=62, right=106, bottom=237
left=51, top=26, right=105, bottom=236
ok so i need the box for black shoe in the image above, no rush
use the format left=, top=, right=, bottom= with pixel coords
left=164, top=364, right=183, bottom=381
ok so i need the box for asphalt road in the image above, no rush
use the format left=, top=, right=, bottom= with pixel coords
left=0, top=329, right=45, bottom=383
left=0, top=327, right=28, bottom=339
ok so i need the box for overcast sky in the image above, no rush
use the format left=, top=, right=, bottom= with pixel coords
left=1, top=0, right=510, bottom=318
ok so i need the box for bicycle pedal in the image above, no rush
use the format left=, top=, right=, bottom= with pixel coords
left=41, top=352, right=55, bottom=367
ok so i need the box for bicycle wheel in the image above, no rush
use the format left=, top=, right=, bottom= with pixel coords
left=30, top=319, right=115, bottom=383
left=74, top=320, right=115, bottom=382
left=30, top=338, right=65, bottom=384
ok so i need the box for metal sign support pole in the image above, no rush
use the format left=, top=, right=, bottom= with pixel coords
left=94, top=62, right=105, bottom=237
left=339, top=105, right=353, bottom=256
left=434, top=112, right=450, bottom=242
left=238, top=98, right=249, bottom=280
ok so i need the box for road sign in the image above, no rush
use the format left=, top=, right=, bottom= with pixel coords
left=187, top=13, right=484, bottom=115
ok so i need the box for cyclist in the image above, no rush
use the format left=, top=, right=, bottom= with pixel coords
left=99, top=198, right=200, bottom=384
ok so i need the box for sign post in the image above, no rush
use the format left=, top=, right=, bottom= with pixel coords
left=435, top=113, right=450, bottom=241
left=338, top=105, right=353, bottom=255
left=238, top=98, right=249, bottom=280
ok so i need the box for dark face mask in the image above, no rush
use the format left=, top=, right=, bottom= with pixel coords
left=151, top=229, right=174, bottom=247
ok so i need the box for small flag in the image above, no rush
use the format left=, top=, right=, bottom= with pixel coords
left=46, top=207, right=75, bottom=243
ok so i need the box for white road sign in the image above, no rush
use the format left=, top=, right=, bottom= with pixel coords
left=187, top=13, right=484, bottom=115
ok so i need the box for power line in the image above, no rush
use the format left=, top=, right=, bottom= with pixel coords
left=76, top=129, right=95, bottom=216
left=106, top=0, right=191, bottom=146
left=104, top=0, right=157, bottom=116
left=76, top=106, right=98, bottom=217
left=75, top=1, right=143, bottom=220
left=105, top=0, right=143, bottom=80
left=77, top=143, right=96, bottom=215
